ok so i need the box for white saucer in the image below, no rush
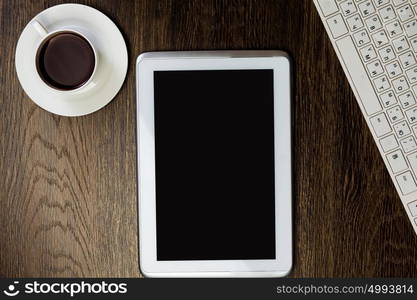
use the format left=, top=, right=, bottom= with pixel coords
left=15, top=4, right=128, bottom=117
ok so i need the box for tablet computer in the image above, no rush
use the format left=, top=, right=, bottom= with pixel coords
left=136, top=51, right=292, bottom=277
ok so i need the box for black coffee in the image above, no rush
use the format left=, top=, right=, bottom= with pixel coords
left=37, top=33, right=95, bottom=90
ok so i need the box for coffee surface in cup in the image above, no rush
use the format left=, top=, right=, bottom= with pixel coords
left=37, top=33, right=95, bottom=90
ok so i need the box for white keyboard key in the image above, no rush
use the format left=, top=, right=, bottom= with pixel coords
left=393, top=0, right=408, bottom=6
left=370, top=113, right=391, bottom=136
left=347, top=14, right=364, bottom=31
left=408, top=199, right=417, bottom=216
left=336, top=37, right=383, bottom=115
left=405, top=20, right=417, bottom=37
left=406, top=67, right=417, bottom=83
left=411, top=37, right=417, bottom=52
left=353, top=30, right=371, bottom=46
left=327, top=15, right=349, bottom=38
left=379, top=5, right=396, bottom=23
left=372, top=30, right=389, bottom=47
left=361, top=44, right=378, bottom=61
left=387, top=105, right=405, bottom=122
left=367, top=60, right=384, bottom=77
left=407, top=152, right=417, bottom=175
left=386, top=20, right=403, bottom=37
left=399, top=51, right=417, bottom=68
left=373, top=0, right=390, bottom=7
left=380, top=134, right=399, bottom=152
left=374, top=75, right=391, bottom=92
left=406, top=107, right=417, bottom=123
left=365, top=15, right=382, bottom=32
left=359, top=1, right=375, bottom=17
left=413, top=85, right=417, bottom=96
left=393, top=120, right=411, bottom=137
left=317, top=0, right=339, bottom=16
left=396, top=172, right=417, bottom=195
left=385, top=61, right=403, bottom=78
left=399, top=91, right=416, bottom=108
left=397, top=5, right=415, bottom=22
left=340, top=0, right=357, bottom=16
left=392, top=76, right=409, bottom=93
left=401, top=136, right=417, bottom=152
left=387, top=149, right=408, bottom=173
left=380, top=90, right=397, bottom=107
left=408, top=152, right=417, bottom=175
left=392, top=36, right=410, bottom=53
left=373, top=0, right=389, bottom=6
left=379, top=45, right=396, bottom=62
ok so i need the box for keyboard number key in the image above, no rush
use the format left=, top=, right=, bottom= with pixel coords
left=387, top=149, right=408, bottom=173
left=380, top=134, right=399, bottom=152
left=327, top=15, right=349, bottom=38
left=396, top=172, right=417, bottom=195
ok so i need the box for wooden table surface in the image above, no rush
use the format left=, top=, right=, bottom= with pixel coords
left=1, top=0, right=417, bottom=278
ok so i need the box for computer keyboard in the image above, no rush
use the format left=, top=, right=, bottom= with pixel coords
left=313, top=0, right=417, bottom=235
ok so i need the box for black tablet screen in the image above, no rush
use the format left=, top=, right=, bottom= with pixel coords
left=154, top=70, right=276, bottom=260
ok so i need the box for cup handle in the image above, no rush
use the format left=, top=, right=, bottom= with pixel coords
left=31, top=20, right=48, bottom=37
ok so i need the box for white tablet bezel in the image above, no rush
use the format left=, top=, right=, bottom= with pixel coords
left=136, top=51, right=292, bottom=277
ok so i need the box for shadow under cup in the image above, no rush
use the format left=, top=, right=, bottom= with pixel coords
left=36, top=31, right=96, bottom=91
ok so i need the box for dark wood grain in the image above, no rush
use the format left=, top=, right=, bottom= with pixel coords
left=1, top=0, right=417, bottom=278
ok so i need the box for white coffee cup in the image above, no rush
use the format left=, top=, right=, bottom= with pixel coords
left=32, top=20, right=98, bottom=93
